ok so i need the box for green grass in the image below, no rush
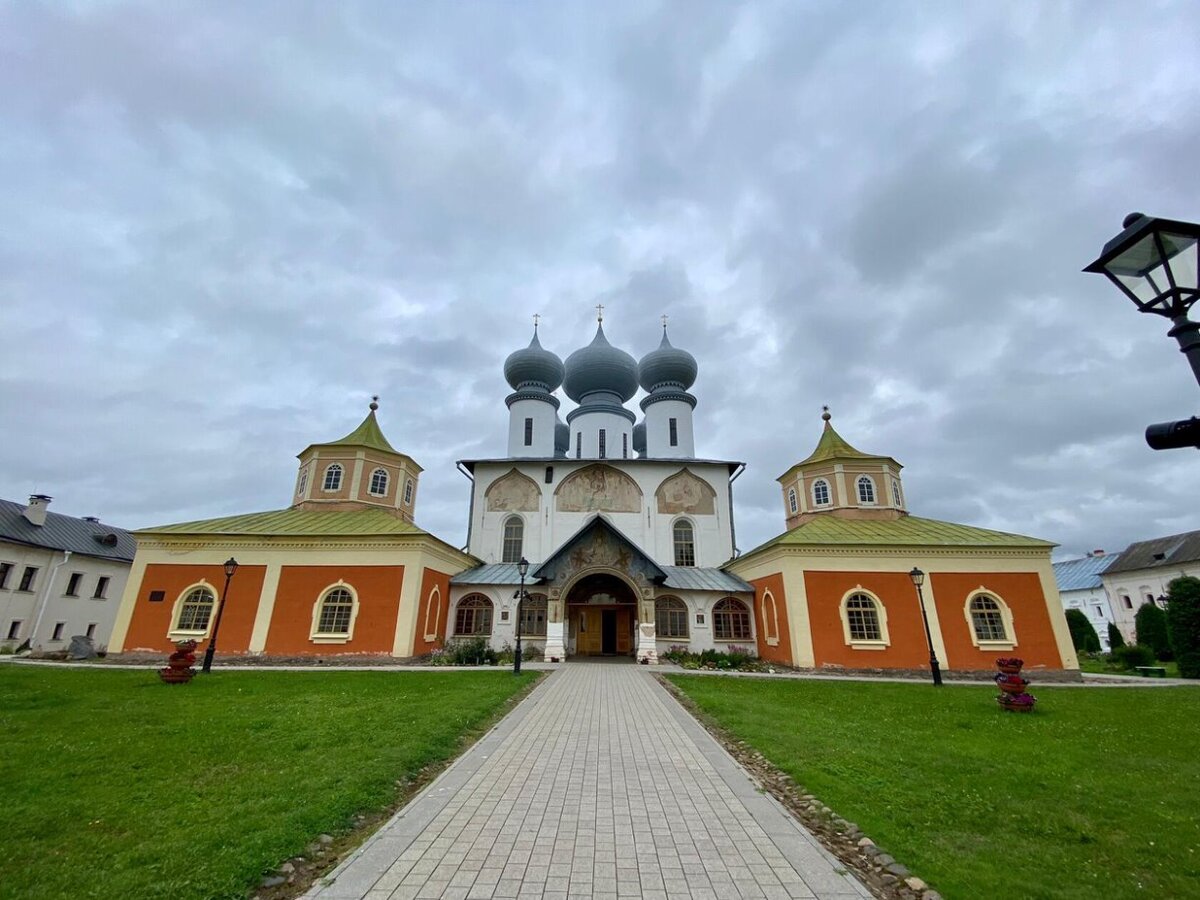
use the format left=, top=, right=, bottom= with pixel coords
left=668, top=676, right=1200, bottom=900
left=1078, top=656, right=1181, bottom=678
left=0, top=666, right=537, bottom=900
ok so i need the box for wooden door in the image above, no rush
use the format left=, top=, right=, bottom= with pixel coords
left=576, top=608, right=600, bottom=655
left=616, top=609, right=632, bottom=654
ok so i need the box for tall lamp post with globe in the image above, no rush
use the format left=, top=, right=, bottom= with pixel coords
left=1085, top=213, right=1200, bottom=450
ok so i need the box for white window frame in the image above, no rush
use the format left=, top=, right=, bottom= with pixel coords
left=964, top=588, right=1017, bottom=650
left=424, top=586, right=442, bottom=642
left=712, top=597, right=753, bottom=642
left=891, top=480, right=902, bottom=508
left=788, top=488, right=798, bottom=515
left=169, top=582, right=219, bottom=640
left=839, top=587, right=890, bottom=650
left=761, top=588, right=780, bottom=647
left=502, top=515, right=524, bottom=564
left=297, top=467, right=308, bottom=497
left=672, top=518, right=696, bottom=567
left=323, top=463, right=343, bottom=492
left=812, top=479, right=831, bottom=507
left=309, top=581, right=361, bottom=644
left=403, top=479, right=414, bottom=505
left=655, top=596, right=690, bottom=640
left=368, top=467, right=389, bottom=497
left=856, top=475, right=877, bottom=505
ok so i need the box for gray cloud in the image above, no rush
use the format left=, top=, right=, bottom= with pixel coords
left=1, top=0, right=1197, bottom=562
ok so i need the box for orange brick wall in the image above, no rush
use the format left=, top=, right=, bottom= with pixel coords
left=803, top=570, right=932, bottom=669
left=412, top=568, right=452, bottom=655
left=750, top=573, right=793, bottom=665
left=264, top=565, right=404, bottom=656
left=123, top=563, right=266, bottom=654
left=930, top=572, right=1065, bottom=670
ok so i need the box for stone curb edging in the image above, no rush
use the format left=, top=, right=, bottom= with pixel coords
left=656, top=674, right=943, bottom=900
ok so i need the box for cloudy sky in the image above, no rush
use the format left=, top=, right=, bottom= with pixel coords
left=2, top=1, right=1198, bottom=561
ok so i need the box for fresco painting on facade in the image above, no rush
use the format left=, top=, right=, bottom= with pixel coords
left=555, top=464, right=643, bottom=513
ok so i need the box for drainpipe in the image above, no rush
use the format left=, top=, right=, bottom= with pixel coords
left=30, top=550, right=71, bottom=650
left=727, top=463, right=746, bottom=559
left=457, top=462, right=475, bottom=552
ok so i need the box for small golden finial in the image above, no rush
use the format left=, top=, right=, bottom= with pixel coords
left=821, top=405, right=831, bottom=422
left=532, top=313, right=540, bottom=331
left=661, top=314, right=669, bottom=331
left=370, top=395, right=380, bottom=411
left=596, top=303, right=604, bottom=324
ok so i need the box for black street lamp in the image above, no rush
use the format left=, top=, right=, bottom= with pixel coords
left=908, top=567, right=943, bottom=686
left=201, top=557, right=239, bottom=674
left=514, top=557, right=529, bottom=676
left=1085, top=213, right=1200, bottom=450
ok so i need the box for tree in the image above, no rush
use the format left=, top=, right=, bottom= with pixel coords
left=1107, top=621, right=1126, bottom=650
left=1135, top=601, right=1173, bottom=661
left=1065, top=609, right=1101, bottom=654
left=1165, top=576, right=1200, bottom=679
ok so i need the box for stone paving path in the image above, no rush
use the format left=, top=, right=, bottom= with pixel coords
left=307, top=662, right=869, bottom=900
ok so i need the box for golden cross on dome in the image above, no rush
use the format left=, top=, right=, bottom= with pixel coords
left=532, top=313, right=541, bottom=330
left=661, top=314, right=669, bottom=330
left=596, top=303, right=604, bottom=323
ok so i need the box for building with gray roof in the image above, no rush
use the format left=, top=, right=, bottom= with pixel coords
left=1101, top=529, right=1200, bottom=644
left=1052, top=551, right=1120, bottom=650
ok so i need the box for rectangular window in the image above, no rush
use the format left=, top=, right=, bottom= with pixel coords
left=623, top=433, right=629, bottom=458
left=52, top=622, right=65, bottom=641
left=86, top=623, right=97, bottom=639
left=6, top=621, right=20, bottom=640
left=148, top=590, right=165, bottom=603
left=669, top=418, right=679, bottom=447
left=524, top=417, right=534, bottom=446
left=575, top=432, right=581, bottom=459
left=0, top=562, right=11, bottom=589
left=65, top=573, right=83, bottom=597
left=92, top=576, right=110, bottom=599
left=544, top=466, right=554, bottom=484
left=403, top=480, right=414, bottom=504
left=598, top=429, right=607, bottom=459
left=18, top=567, right=38, bottom=592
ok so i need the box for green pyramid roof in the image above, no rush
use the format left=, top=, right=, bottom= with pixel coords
left=797, top=420, right=888, bottom=466
left=325, top=409, right=398, bottom=454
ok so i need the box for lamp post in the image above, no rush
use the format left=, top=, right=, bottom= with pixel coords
left=1085, top=213, right=1200, bottom=450
left=201, top=557, right=239, bottom=674
left=908, top=567, right=943, bottom=686
left=514, top=557, right=529, bottom=676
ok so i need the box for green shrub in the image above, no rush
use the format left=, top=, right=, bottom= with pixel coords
left=446, top=637, right=494, bottom=666
left=1066, top=609, right=1101, bottom=653
left=1135, top=602, right=1172, bottom=661
left=1111, top=644, right=1155, bottom=670
left=521, top=643, right=542, bottom=661
left=1107, top=621, right=1126, bottom=650
left=1165, top=576, right=1200, bottom=679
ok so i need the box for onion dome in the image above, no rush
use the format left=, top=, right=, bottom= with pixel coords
left=563, top=324, right=639, bottom=402
left=504, top=329, right=564, bottom=392
left=632, top=421, right=646, bottom=455
left=638, top=328, right=697, bottom=392
left=554, top=419, right=570, bottom=456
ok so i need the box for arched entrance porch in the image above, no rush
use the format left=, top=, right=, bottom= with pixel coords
left=564, top=571, right=639, bottom=657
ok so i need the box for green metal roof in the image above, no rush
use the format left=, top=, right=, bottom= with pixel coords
left=736, top=514, right=1054, bottom=560
left=797, top=421, right=887, bottom=466
left=137, top=507, right=427, bottom=537
left=319, top=410, right=399, bottom=454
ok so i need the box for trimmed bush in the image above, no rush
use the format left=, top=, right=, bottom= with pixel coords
left=1107, top=621, right=1126, bottom=650
left=1166, top=576, right=1200, bottom=679
left=1135, top=602, right=1173, bottom=661
left=1112, top=644, right=1155, bottom=670
left=1066, top=609, right=1101, bottom=653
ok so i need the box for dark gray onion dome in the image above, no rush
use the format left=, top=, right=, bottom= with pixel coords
left=504, top=330, right=565, bottom=392
left=632, top=421, right=646, bottom=455
left=638, top=329, right=697, bottom=392
left=563, top=324, right=639, bottom=402
left=554, top=420, right=570, bottom=456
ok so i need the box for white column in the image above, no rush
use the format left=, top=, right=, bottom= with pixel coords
left=544, top=622, right=566, bottom=661
left=637, top=599, right=658, bottom=663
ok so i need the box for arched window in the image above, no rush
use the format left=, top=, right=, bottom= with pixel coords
left=316, top=588, right=354, bottom=635
left=323, top=464, right=343, bottom=491
left=844, top=593, right=882, bottom=641
left=788, top=488, right=798, bottom=515
left=403, top=479, right=414, bottom=504
left=297, top=468, right=308, bottom=496
left=455, top=595, right=493, bottom=636
left=519, top=593, right=547, bottom=637
left=175, top=586, right=215, bottom=633
left=969, top=594, right=1009, bottom=642
left=713, top=597, right=751, bottom=641
left=369, top=468, right=389, bottom=497
left=655, top=596, right=689, bottom=639
left=760, top=589, right=780, bottom=645
left=857, top=476, right=876, bottom=504
left=891, top=480, right=902, bottom=507
left=812, top=479, right=831, bottom=507
left=424, top=586, right=442, bottom=642
left=673, top=520, right=696, bottom=567
left=502, top=516, right=524, bottom=564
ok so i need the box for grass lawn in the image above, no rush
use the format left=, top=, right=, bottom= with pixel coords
left=668, top=676, right=1200, bottom=900
left=0, top=665, right=537, bottom=900
left=1077, top=656, right=1181, bottom=678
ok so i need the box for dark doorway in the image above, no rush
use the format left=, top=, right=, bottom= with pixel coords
left=601, top=610, right=618, bottom=654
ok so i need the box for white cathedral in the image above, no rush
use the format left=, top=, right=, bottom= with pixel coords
left=448, top=313, right=754, bottom=663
